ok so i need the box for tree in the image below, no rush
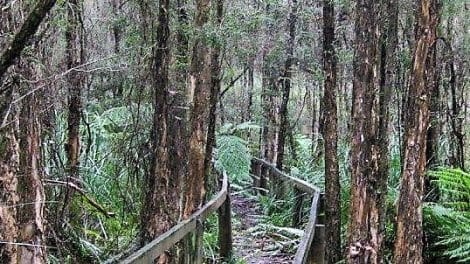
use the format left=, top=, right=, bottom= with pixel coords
left=64, top=0, right=84, bottom=216
left=183, top=0, right=214, bottom=218
left=394, top=0, right=440, bottom=263
left=0, top=0, right=57, bottom=82
left=140, top=4, right=179, bottom=264
left=276, top=0, right=298, bottom=172
left=1, top=1, right=56, bottom=262
left=346, top=0, right=380, bottom=262
left=322, top=0, right=341, bottom=262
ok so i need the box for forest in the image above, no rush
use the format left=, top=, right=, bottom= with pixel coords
left=0, top=0, right=469, bottom=263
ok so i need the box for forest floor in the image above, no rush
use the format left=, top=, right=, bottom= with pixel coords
left=231, top=191, right=295, bottom=264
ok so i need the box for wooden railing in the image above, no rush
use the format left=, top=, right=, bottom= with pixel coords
left=120, top=171, right=232, bottom=264
left=251, top=158, right=325, bottom=264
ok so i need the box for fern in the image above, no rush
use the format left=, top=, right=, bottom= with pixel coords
left=428, top=167, right=470, bottom=211
left=424, top=168, right=470, bottom=262
left=215, top=135, right=252, bottom=183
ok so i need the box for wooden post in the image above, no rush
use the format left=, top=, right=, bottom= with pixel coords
left=259, top=164, right=268, bottom=195
left=309, top=224, right=325, bottom=264
left=181, top=235, right=192, bottom=264
left=292, top=187, right=304, bottom=227
left=251, top=161, right=263, bottom=194
left=193, top=220, right=204, bottom=264
left=218, top=183, right=232, bottom=261
left=317, top=193, right=325, bottom=224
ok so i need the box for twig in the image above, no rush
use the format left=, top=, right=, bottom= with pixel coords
left=45, top=179, right=115, bottom=218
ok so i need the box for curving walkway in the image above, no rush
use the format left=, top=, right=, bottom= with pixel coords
left=231, top=192, right=295, bottom=264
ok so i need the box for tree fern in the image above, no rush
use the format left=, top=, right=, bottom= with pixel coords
left=425, top=167, right=470, bottom=262
left=215, top=135, right=251, bottom=183
left=428, top=167, right=470, bottom=211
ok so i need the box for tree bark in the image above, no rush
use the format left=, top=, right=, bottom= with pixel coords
left=0, top=104, right=20, bottom=263
left=183, top=0, right=213, bottom=218
left=276, top=0, right=297, bottom=172
left=322, top=0, right=341, bottom=262
left=17, top=87, right=46, bottom=263
left=141, top=3, right=178, bottom=259
left=205, top=0, right=224, bottom=195
left=346, top=0, right=380, bottom=263
left=174, top=0, right=190, bottom=217
left=367, top=1, right=399, bottom=263
left=394, top=0, right=440, bottom=263
left=0, top=0, right=57, bottom=82
left=65, top=0, right=83, bottom=200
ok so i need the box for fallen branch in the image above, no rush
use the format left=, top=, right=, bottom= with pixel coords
left=45, top=179, right=115, bottom=218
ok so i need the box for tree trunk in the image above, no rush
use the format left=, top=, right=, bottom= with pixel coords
left=0, top=0, right=57, bottom=82
left=65, top=0, right=83, bottom=203
left=174, top=0, right=190, bottom=217
left=346, top=0, right=380, bottom=263
left=183, top=0, right=213, bottom=218
left=0, top=101, right=20, bottom=263
left=425, top=41, right=440, bottom=170
left=322, top=0, right=341, bottom=262
left=394, top=0, right=440, bottom=263
left=366, top=1, right=399, bottom=263
left=141, top=4, right=179, bottom=262
left=17, top=86, right=46, bottom=263
left=245, top=60, right=255, bottom=122
left=205, top=0, right=224, bottom=196
left=276, top=0, right=297, bottom=171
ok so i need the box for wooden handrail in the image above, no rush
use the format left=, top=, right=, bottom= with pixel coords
left=251, top=158, right=323, bottom=264
left=294, top=190, right=320, bottom=264
left=120, top=171, right=230, bottom=264
left=252, top=158, right=320, bottom=194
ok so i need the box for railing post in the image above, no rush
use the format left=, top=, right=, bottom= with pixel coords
left=259, top=164, right=268, bottom=195
left=292, top=187, right=304, bottom=227
left=309, top=224, right=325, bottom=264
left=309, top=193, right=325, bottom=264
left=218, top=182, right=232, bottom=261
left=194, top=220, right=204, bottom=264
left=317, top=193, right=325, bottom=224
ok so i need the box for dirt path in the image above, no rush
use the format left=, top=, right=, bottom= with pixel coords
left=231, top=192, right=295, bottom=264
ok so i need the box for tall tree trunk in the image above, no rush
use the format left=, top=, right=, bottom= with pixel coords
left=111, top=0, right=123, bottom=97
left=183, top=0, right=213, bottom=218
left=63, top=0, right=84, bottom=222
left=17, top=84, right=46, bottom=263
left=367, top=1, right=399, bottom=262
left=447, top=35, right=465, bottom=169
left=322, top=0, right=341, bottom=262
left=0, top=0, right=57, bottom=82
left=175, top=0, right=189, bottom=216
left=394, top=0, right=440, bottom=263
left=141, top=5, right=179, bottom=264
left=245, top=60, right=255, bottom=122
left=1, top=2, right=54, bottom=262
left=425, top=41, right=440, bottom=170
left=346, top=0, right=380, bottom=263
left=0, top=98, right=20, bottom=263
left=205, top=0, right=224, bottom=195
left=65, top=0, right=83, bottom=184
left=276, top=0, right=297, bottom=171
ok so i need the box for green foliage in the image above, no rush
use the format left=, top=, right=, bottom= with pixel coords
left=215, top=135, right=252, bottom=183
left=429, top=168, right=470, bottom=211
left=47, top=104, right=151, bottom=260
left=424, top=168, right=470, bottom=263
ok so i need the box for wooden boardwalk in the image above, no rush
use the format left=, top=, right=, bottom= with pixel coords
left=117, top=158, right=325, bottom=264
